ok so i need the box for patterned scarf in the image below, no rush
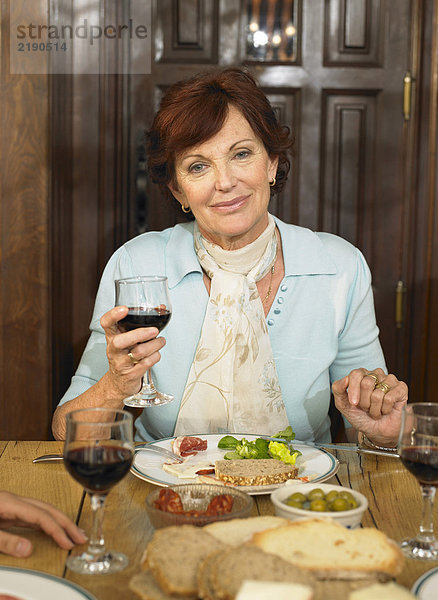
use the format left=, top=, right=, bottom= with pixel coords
left=174, top=214, right=289, bottom=435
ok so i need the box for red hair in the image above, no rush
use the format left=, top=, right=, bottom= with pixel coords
left=146, top=68, right=293, bottom=206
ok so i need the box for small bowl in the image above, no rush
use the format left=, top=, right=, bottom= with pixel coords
left=145, top=483, right=254, bottom=528
left=270, top=482, right=368, bottom=529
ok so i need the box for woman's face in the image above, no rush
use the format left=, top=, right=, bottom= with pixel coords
left=169, top=105, right=278, bottom=249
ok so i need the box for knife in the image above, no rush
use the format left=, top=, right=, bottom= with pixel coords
left=33, top=445, right=184, bottom=464
left=262, top=437, right=400, bottom=458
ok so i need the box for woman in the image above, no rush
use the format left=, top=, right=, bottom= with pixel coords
left=53, top=68, right=407, bottom=448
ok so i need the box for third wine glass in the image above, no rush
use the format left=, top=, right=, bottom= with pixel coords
left=398, top=402, right=438, bottom=560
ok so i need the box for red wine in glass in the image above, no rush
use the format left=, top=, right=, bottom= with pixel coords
left=64, top=445, right=133, bottom=494
left=398, top=403, right=438, bottom=560
left=399, top=446, right=438, bottom=487
left=118, top=307, right=171, bottom=333
left=63, top=408, right=134, bottom=575
left=115, top=276, right=174, bottom=408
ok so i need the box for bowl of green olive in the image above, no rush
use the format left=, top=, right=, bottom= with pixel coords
left=270, top=482, right=368, bottom=529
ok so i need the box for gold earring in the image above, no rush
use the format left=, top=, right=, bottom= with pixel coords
left=181, top=205, right=191, bottom=213
left=269, top=177, right=276, bottom=187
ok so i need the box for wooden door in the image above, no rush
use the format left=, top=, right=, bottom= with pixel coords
left=130, top=0, right=413, bottom=377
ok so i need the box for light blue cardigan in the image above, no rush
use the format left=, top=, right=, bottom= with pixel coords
left=58, top=217, right=386, bottom=442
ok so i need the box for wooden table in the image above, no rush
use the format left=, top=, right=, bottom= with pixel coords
left=0, top=441, right=437, bottom=598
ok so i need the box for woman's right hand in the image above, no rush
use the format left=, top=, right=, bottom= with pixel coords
left=100, top=306, right=166, bottom=399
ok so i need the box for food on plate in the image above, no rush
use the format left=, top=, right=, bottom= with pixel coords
left=204, top=515, right=289, bottom=546
left=162, top=460, right=215, bottom=479
left=171, top=436, right=208, bottom=457
left=218, top=426, right=302, bottom=465
left=284, top=488, right=359, bottom=512
left=198, top=545, right=315, bottom=600
left=153, top=488, right=234, bottom=517
left=0, top=596, right=25, bottom=600
left=140, top=525, right=226, bottom=596
left=215, top=458, right=298, bottom=486
left=130, top=517, right=404, bottom=600
left=251, top=518, right=404, bottom=579
left=235, top=579, right=314, bottom=600
left=348, top=581, right=416, bottom=599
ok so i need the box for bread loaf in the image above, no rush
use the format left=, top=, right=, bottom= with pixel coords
left=251, top=518, right=404, bottom=579
left=145, top=525, right=226, bottom=596
left=215, top=459, right=298, bottom=486
left=198, top=545, right=315, bottom=600
left=204, top=515, right=288, bottom=546
left=129, top=569, right=197, bottom=600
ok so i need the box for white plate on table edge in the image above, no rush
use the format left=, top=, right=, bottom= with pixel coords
left=412, top=566, right=438, bottom=599
left=0, top=566, right=97, bottom=600
left=130, top=433, right=339, bottom=495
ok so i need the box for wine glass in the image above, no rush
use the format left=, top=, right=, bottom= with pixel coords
left=115, top=275, right=174, bottom=408
left=398, top=402, right=438, bottom=560
left=63, top=408, right=135, bottom=574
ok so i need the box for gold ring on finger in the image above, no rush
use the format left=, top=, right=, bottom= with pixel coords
left=366, top=373, right=380, bottom=386
left=128, top=351, right=139, bottom=366
left=375, top=382, right=390, bottom=394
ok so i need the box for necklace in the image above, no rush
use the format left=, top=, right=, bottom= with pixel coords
left=262, top=264, right=275, bottom=304
left=262, top=232, right=279, bottom=305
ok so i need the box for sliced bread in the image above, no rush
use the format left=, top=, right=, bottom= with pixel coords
left=204, top=515, right=289, bottom=546
left=215, top=459, right=298, bottom=486
left=251, top=518, right=404, bottom=579
left=145, top=524, right=226, bottom=596
left=129, top=569, right=197, bottom=600
left=198, top=544, right=315, bottom=600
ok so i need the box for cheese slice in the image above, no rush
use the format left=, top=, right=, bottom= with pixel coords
left=236, top=580, right=313, bottom=600
left=162, top=460, right=214, bottom=479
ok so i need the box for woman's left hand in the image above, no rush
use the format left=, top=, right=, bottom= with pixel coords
left=332, top=368, right=408, bottom=447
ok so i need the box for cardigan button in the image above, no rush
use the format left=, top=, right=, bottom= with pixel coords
left=280, top=284, right=288, bottom=292
left=267, top=319, right=275, bottom=326
left=277, top=297, right=284, bottom=304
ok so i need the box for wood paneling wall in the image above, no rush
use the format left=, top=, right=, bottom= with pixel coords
left=0, top=0, right=51, bottom=438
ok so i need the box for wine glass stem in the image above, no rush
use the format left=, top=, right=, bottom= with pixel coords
left=418, top=484, right=436, bottom=541
left=87, top=493, right=108, bottom=557
left=141, top=369, right=157, bottom=396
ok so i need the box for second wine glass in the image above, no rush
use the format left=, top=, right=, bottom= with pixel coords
left=115, top=276, right=174, bottom=408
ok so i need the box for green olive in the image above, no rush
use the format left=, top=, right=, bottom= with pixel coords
left=330, top=497, right=350, bottom=512
left=286, top=499, right=304, bottom=508
left=339, top=492, right=358, bottom=508
left=287, top=492, right=307, bottom=503
left=309, top=499, right=328, bottom=512
left=282, top=488, right=360, bottom=513
left=307, top=488, right=325, bottom=500
left=325, top=490, right=340, bottom=503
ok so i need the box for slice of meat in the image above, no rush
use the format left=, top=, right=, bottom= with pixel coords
left=172, top=436, right=208, bottom=457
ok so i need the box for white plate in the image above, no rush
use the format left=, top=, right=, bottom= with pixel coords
left=131, top=434, right=339, bottom=495
left=0, top=566, right=97, bottom=600
left=412, top=567, right=438, bottom=599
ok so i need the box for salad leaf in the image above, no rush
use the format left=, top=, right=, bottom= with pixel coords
left=272, top=426, right=296, bottom=442
left=235, top=439, right=259, bottom=459
left=268, top=441, right=301, bottom=465
left=254, top=437, right=270, bottom=458
left=218, top=435, right=240, bottom=449
left=223, top=451, right=243, bottom=460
